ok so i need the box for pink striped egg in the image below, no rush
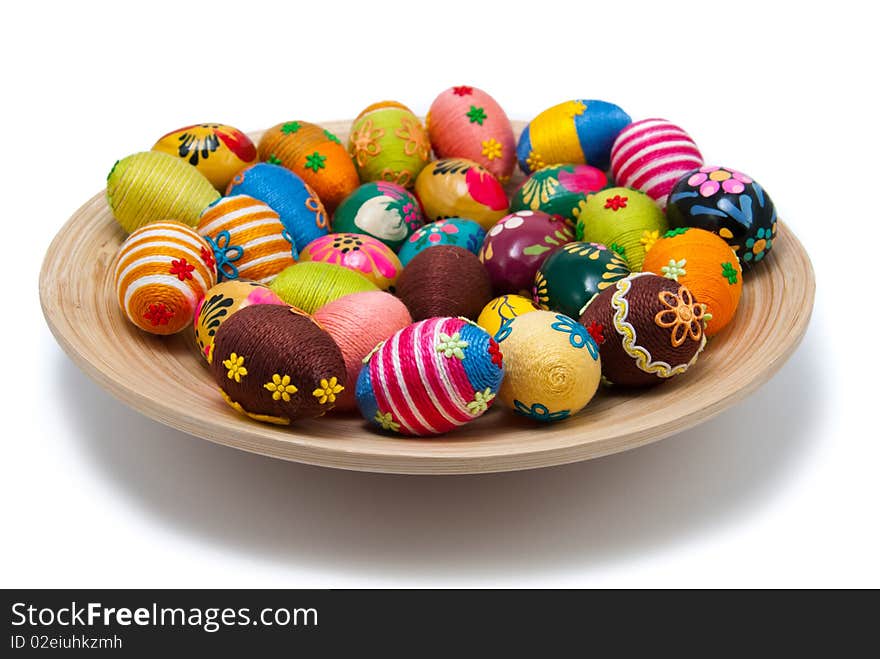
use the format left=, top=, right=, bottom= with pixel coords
left=356, top=317, right=505, bottom=436
left=427, top=86, right=516, bottom=183
left=114, top=220, right=218, bottom=335
left=610, top=119, right=703, bottom=209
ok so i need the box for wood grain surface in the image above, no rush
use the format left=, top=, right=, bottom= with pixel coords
left=38, top=120, right=816, bottom=474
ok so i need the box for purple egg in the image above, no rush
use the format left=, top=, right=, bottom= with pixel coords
left=478, top=210, right=576, bottom=295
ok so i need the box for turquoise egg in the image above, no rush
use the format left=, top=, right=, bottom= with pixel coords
left=397, top=217, right=486, bottom=266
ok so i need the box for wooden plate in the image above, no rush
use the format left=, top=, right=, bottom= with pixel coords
left=39, top=120, right=815, bottom=474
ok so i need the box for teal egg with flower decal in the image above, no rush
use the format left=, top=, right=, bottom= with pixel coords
left=332, top=181, right=425, bottom=251
left=397, top=217, right=486, bottom=266
left=510, top=164, right=609, bottom=224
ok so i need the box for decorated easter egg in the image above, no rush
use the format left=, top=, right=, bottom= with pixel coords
left=534, top=242, right=631, bottom=319
left=610, top=118, right=703, bottom=209
left=578, top=273, right=706, bottom=387
left=479, top=210, right=574, bottom=295
left=197, top=195, right=296, bottom=283
left=257, top=120, right=359, bottom=213
left=226, top=163, right=329, bottom=253
left=299, top=233, right=402, bottom=290
left=496, top=310, right=602, bottom=423
left=348, top=101, right=430, bottom=188
left=641, top=227, right=743, bottom=336
left=152, top=123, right=257, bottom=191
left=269, top=261, right=379, bottom=313
left=313, top=291, right=413, bottom=411
left=114, top=220, right=217, bottom=335
left=397, top=218, right=486, bottom=266
left=396, top=245, right=492, bottom=321
left=106, top=151, right=220, bottom=233
left=666, top=166, right=778, bottom=270
left=427, top=85, right=516, bottom=183
left=211, top=304, right=347, bottom=425
left=356, top=317, right=504, bottom=436
left=575, top=187, right=668, bottom=271
left=331, top=181, right=425, bottom=251
left=476, top=295, right=538, bottom=341
left=193, top=280, right=286, bottom=362
left=414, top=158, right=509, bottom=230
left=510, top=164, right=608, bottom=222
left=517, top=99, right=631, bottom=175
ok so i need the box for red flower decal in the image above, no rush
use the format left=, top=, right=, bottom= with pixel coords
left=452, top=86, right=474, bottom=96
left=144, top=303, right=174, bottom=326
left=488, top=338, right=503, bottom=368
left=604, top=195, right=628, bottom=211
left=586, top=321, right=605, bottom=345
left=200, top=246, right=215, bottom=270
left=169, top=258, right=195, bottom=281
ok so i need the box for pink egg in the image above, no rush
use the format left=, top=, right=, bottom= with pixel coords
left=427, top=86, right=516, bottom=183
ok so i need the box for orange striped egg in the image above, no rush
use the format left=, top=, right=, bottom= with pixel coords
left=197, top=194, right=296, bottom=283
left=114, top=221, right=217, bottom=335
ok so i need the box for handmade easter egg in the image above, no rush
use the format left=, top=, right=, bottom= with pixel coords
left=114, top=220, right=217, bottom=335
left=534, top=242, right=631, bottom=319
left=197, top=195, right=296, bottom=283
left=348, top=101, right=430, bottom=188
left=666, top=166, right=778, bottom=270
left=396, top=245, right=492, bottom=321
left=193, top=280, right=286, bottom=362
left=331, top=182, right=425, bottom=251
left=427, top=85, right=516, bottom=183
left=299, top=233, right=402, bottom=290
left=575, top=187, right=668, bottom=271
left=510, top=164, right=608, bottom=222
left=517, top=99, right=631, bottom=175
left=496, top=310, right=601, bottom=423
left=152, top=123, right=257, bottom=191
left=578, top=273, right=706, bottom=387
left=269, top=262, right=378, bottom=313
left=610, top=118, right=703, bottom=209
left=226, top=163, right=329, bottom=253
left=476, top=295, right=538, bottom=341
left=397, top=218, right=486, bottom=266
left=641, top=227, right=743, bottom=336
left=356, top=317, right=504, bottom=436
left=257, top=120, right=359, bottom=213
left=414, top=158, right=509, bottom=230
left=211, top=305, right=347, bottom=425
left=479, top=210, right=574, bottom=295
left=313, top=291, right=413, bottom=411
left=106, top=151, right=220, bottom=233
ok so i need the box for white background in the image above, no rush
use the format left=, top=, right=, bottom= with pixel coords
left=2, top=1, right=876, bottom=587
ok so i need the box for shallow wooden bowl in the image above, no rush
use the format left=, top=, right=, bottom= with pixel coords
left=39, top=120, right=815, bottom=474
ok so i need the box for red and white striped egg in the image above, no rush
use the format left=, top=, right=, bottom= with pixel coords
left=610, top=119, right=703, bottom=209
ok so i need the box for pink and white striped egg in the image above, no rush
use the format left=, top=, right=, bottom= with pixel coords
left=610, top=119, right=703, bottom=209
left=356, top=317, right=505, bottom=436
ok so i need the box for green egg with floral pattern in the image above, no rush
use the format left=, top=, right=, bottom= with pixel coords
left=332, top=181, right=425, bottom=251
left=510, top=164, right=609, bottom=223
left=533, top=241, right=631, bottom=319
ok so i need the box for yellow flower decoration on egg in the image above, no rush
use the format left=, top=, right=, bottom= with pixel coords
left=223, top=353, right=247, bottom=382
left=641, top=230, right=660, bottom=253
left=313, top=377, right=344, bottom=405
left=264, top=374, right=298, bottom=402
left=481, top=138, right=503, bottom=161
left=526, top=151, right=545, bottom=172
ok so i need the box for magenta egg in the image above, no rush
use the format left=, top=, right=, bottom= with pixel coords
left=478, top=210, right=575, bottom=294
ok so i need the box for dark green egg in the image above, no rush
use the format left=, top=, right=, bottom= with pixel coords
left=533, top=242, right=631, bottom=319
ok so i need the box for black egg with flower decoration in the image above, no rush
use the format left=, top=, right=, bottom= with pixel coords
left=666, top=166, right=778, bottom=270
